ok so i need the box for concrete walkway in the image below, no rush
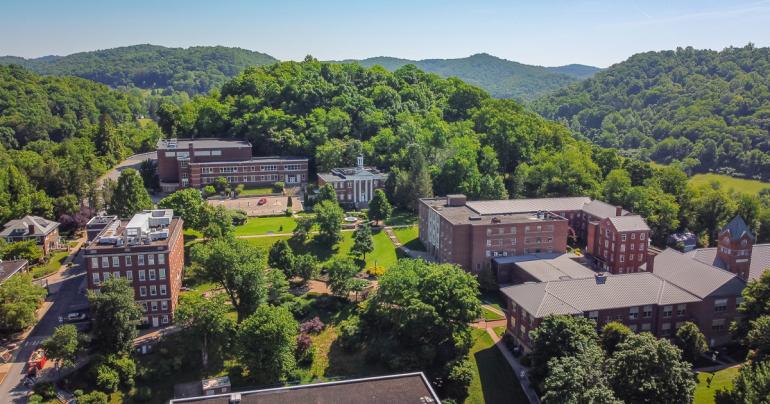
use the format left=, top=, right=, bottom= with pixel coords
left=485, top=327, right=541, bottom=404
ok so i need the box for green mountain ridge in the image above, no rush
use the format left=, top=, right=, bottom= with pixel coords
left=338, top=53, right=600, bottom=100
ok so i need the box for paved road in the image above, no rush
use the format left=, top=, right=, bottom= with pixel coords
left=0, top=252, right=88, bottom=402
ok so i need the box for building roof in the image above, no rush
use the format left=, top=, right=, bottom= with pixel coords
left=607, top=215, right=650, bottom=232
left=191, top=156, right=308, bottom=166
left=582, top=199, right=627, bottom=219
left=1, top=216, right=59, bottom=238
left=169, top=373, right=440, bottom=404
left=493, top=253, right=596, bottom=282
left=651, top=248, right=745, bottom=298
left=85, top=210, right=181, bottom=251
left=420, top=198, right=566, bottom=226
left=465, top=197, right=592, bottom=216
left=0, top=260, right=28, bottom=284
left=687, top=244, right=770, bottom=281
left=721, top=215, right=755, bottom=241
left=157, top=138, right=252, bottom=150
left=500, top=272, right=700, bottom=318
left=318, top=166, right=387, bottom=182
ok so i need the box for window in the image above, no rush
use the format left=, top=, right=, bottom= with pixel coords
left=712, top=319, right=726, bottom=331
left=631, top=233, right=636, bottom=240
left=150, top=285, right=157, bottom=296
left=103, top=272, right=110, bottom=281
left=141, top=302, right=148, bottom=312
left=160, top=285, right=167, bottom=295
left=101, top=257, right=109, bottom=268
left=139, top=270, right=146, bottom=281
left=126, top=270, right=133, bottom=281
left=629, top=307, right=639, bottom=319
left=113, top=271, right=120, bottom=279
left=588, top=311, right=599, bottom=321
left=138, top=255, right=145, bottom=266
left=260, top=165, right=278, bottom=171
left=149, top=269, right=156, bottom=281
left=159, top=268, right=166, bottom=280
left=639, top=243, right=645, bottom=251
left=628, top=324, right=638, bottom=331
left=151, top=301, right=158, bottom=311
left=620, top=255, right=625, bottom=263
left=194, top=150, right=211, bottom=156
left=620, top=244, right=626, bottom=252
left=511, top=238, right=517, bottom=245
left=621, top=234, right=627, bottom=241
left=158, top=254, right=165, bottom=265
left=125, top=256, right=132, bottom=266
left=640, top=233, right=646, bottom=240
left=148, top=254, right=155, bottom=265
left=661, top=322, right=671, bottom=335
left=161, top=300, right=168, bottom=311
left=162, top=315, right=169, bottom=324
left=714, top=299, right=728, bottom=313
left=220, top=167, right=237, bottom=174
left=211, top=150, right=221, bottom=156
left=663, top=305, right=673, bottom=318
left=486, top=240, right=491, bottom=247
left=165, top=151, right=176, bottom=157
left=91, top=257, right=99, bottom=269
left=641, top=323, right=651, bottom=331
left=202, top=167, right=214, bottom=174
left=110, top=256, right=118, bottom=267
left=677, top=304, right=686, bottom=317
left=92, top=272, right=100, bottom=284
left=285, top=164, right=301, bottom=171
left=140, top=286, right=147, bottom=297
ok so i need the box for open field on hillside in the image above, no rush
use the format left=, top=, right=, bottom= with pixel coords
left=689, top=174, right=770, bottom=195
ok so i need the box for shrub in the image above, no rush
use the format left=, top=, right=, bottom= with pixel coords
left=366, top=265, right=385, bottom=277
left=285, top=296, right=313, bottom=318
left=33, top=382, right=57, bottom=400
left=96, top=364, right=120, bottom=392
left=273, top=181, right=285, bottom=193
left=338, top=315, right=363, bottom=351
left=444, top=358, right=474, bottom=401
left=28, top=394, right=43, bottom=404
left=285, top=208, right=293, bottom=216
left=231, top=209, right=248, bottom=226
left=108, top=355, right=137, bottom=388
left=299, top=317, right=325, bottom=334
left=296, top=333, right=315, bottom=365
left=78, top=391, right=109, bottom=404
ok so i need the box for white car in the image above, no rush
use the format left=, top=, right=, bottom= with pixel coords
left=66, top=312, right=87, bottom=322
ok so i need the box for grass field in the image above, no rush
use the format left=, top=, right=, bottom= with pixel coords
left=234, top=216, right=298, bottom=236
left=385, top=210, right=418, bottom=226
left=690, top=173, right=770, bottom=195
left=481, top=307, right=505, bottom=321
left=31, top=250, right=69, bottom=278
left=465, top=329, right=526, bottom=404
left=392, top=225, right=426, bottom=251
left=694, top=366, right=740, bottom=404
left=238, top=187, right=277, bottom=196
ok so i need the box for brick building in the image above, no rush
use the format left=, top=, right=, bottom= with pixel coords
left=84, top=210, right=184, bottom=328
left=156, top=138, right=309, bottom=192
left=1, top=216, right=61, bottom=255
left=586, top=215, right=652, bottom=274
left=317, top=156, right=387, bottom=209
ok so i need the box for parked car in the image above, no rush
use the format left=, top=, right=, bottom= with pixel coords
left=65, top=312, right=87, bottom=322
left=258, top=198, right=268, bottom=205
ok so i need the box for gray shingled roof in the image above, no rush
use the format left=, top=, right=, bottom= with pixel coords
left=582, top=200, right=627, bottom=219
left=722, top=215, right=755, bottom=241
left=500, top=272, right=700, bottom=318
left=0, top=259, right=28, bottom=284
left=493, top=253, right=596, bottom=282
left=466, top=197, right=592, bottom=215
left=687, top=244, right=770, bottom=281
left=1, top=216, right=59, bottom=237
left=608, top=215, right=650, bottom=232
left=652, top=248, right=745, bottom=298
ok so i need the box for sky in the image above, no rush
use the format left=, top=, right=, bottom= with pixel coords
left=2, top=0, right=770, bottom=67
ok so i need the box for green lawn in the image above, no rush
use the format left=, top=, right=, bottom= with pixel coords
left=690, top=173, right=770, bottom=195
left=695, top=366, right=741, bottom=404
left=238, top=186, right=277, bottom=196
left=392, top=225, right=426, bottom=251
left=234, top=216, right=298, bottom=236
left=481, top=307, right=505, bottom=321
left=31, top=250, right=69, bottom=278
left=385, top=210, right=418, bottom=226
left=465, top=329, right=526, bottom=404
left=492, top=326, right=506, bottom=338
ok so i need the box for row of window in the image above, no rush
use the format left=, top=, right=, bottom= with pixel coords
left=201, top=174, right=290, bottom=184
left=485, top=248, right=553, bottom=258
left=142, top=315, right=170, bottom=325
left=198, top=164, right=304, bottom=175
left=92, top=254, right=165, bottom=269
left=140, top=299, right=170, bottom=313
left=92, top=268, right=166, bottom=284
left=524, top=225, right=554, bottom=232
left=139, top=284, right=168, bottom=297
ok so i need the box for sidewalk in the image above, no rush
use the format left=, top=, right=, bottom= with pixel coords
left=485, top=327, right=541, bottom=404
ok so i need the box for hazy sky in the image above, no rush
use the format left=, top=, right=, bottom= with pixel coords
left=2, top=0, right=770, bottom=67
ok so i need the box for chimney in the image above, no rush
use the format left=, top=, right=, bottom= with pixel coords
left=446, top=194, right=467, bottom=207
left=28, top=224, right=35, bottom=235
left=357, top=155, right=364, bottom=169
left=595, top=272, right=607, bottom=284
left=615, top=206, right=623, bottom=216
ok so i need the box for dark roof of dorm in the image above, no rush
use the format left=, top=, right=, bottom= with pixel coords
left=687, top=244, right=770, bottom=281
left=608, top=215, right=650, bottom=232
left=492, top=253, right=596, bottom=282
left=168, top=373, right=440, bottom=404
left=650, top=248, right=746, bottom=298
left=721, top=215, right=755, bottom=241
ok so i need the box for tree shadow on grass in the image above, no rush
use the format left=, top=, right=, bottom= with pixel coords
left=325, top=338, right=389, bottom=379
left=473, top=344, right=527, bottom=404
left=288, top=236, right=338, bottom=262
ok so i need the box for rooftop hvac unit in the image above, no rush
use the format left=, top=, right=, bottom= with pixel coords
left=229, top=393, right=241, bottom=404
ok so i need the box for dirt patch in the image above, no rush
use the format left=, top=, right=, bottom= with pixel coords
left=208, top=195, right=303, bottom=216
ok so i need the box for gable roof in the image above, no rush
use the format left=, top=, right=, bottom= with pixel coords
left=721, top=215, right=755, bottom=241
left=687, top=244, right=770, bottom=281
left=1, top=216, right=59, bottom=238
left=500, top=272, right=700, bottom=318
left=582, top=200, right=627, bottom=219
left=0, top=260, right=28, bottom=284
left=608, top=215, right=650, bottom=232
left=651, top=248, right=745, bottom=298
left=492, top=253, right=596, bottom=282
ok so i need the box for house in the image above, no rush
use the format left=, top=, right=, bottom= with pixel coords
left=317, top=156, right=387, bottom=209
left=156, top=138, right=309, bottom=192
left=1, top=216, right=61, bottom=255
left=0, top=259, right=28, bottom=284
left=84, top=210, right=184, bottom=328
left=168, top=373, right=439, bottom=404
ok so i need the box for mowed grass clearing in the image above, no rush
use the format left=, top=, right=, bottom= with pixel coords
left=690, top=173, right=770, bottom=195
left=694, top=365, right=741, bottom=404
left=234, top=215, right=298, bottom=236
left=392, top=225, right=426, bottom=251
left=465, top=328, right=526, bottom=404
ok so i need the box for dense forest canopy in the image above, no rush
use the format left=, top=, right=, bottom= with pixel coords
left=532, top=45, right=770, bottom=180
left=0, top=44, right=277, bottom=95
left=342, top=53, right=599, bottom=100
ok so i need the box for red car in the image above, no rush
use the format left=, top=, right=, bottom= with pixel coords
left=258, top=198, right=267, bottom=206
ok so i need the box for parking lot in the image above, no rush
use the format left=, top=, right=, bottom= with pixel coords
left=207, top=195, right=303, bottom=217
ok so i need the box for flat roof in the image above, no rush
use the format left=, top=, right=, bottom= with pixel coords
left=157, top=138, right=252, bottom=150
left=169, top=373, right=440, bottom=404
left=85, top=217, right=181, bottom=250
left=191, top=156, right=308, bottom=166
left=421, top=198, right=566, bottom=226
left=494, top=253, right=596, bottom=282
left=465, top=197, right=592, bottom=216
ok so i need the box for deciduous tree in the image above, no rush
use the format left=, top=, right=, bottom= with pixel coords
left=175, top=293, right=235, bottom=369
left=88, top=278, right=142, bottom=355
left=108, top=169, right=153, bottom=218
left=237, top=305, right=298, bottom=384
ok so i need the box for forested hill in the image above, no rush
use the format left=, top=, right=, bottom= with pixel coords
left=338, top=53, right=600, bottom=100
left=0, top=44, right=278, bottom=95
left=532, top=45, right=770, bottom=180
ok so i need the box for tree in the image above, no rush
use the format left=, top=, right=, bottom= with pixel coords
left=42, top=324, right=80, bottom=376
left=602, top=169, right=632, bottom=206
left=191, top=237, right=268, bottom=322
left=716, top=361, right=770, bottom=403
left=0, top=240, right=43, bottom=262
left=542, top=344, right=621, bottom=404
left=0, top=273, right=47, bottom=333
left=214, top=177, right=230, bottom=195
left=201, top=205, right=234, bottom=239
left=292, top=215, right=314, bottom=242
left=733, top=271, right=770, bottom=341
left=268, top=239, right=295, bottom=276
left=746, top=316, right=770, bottom=363
left=444, top=357, right=475, bottom=402
left=158, top=189, right=208, bottom=230
left=606, top=333, right=696, bottom=404
left=351, top=223, right=374, bottom=263
left=292, top=254, right=318, bottom=286
left=367, top=189, right=393, bottom=224
left=175, top=293, right=236, bottom=369
left=326, top=257, right=359, bottom=298
left=93, top=114, right=124, bottom=166
left=108, top=169, right=153, bottom=218
left=314, top=200, right=343, bottom=245
left=88, top=278, right=142, bottom=355
left=237, top=305, right=298, bottom=384
left=138, top=159, right=159, bottom=193
left=317, top=184, right=337, bottom=204
left=529, top=315, right=599, bottom=386
left=600, top=321, right=632, bottom=355
left=77, top=391, right=109, bottom=404
left=674, top=321, right=708, bottom=364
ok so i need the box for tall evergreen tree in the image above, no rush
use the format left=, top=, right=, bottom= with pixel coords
left=108, top=169, right=153, bottom=218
